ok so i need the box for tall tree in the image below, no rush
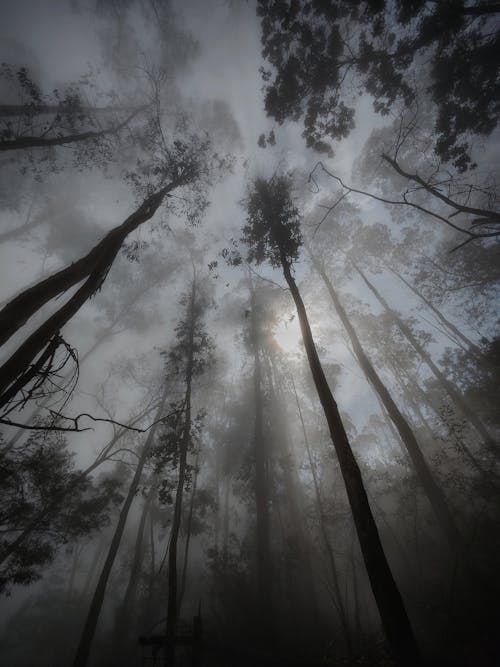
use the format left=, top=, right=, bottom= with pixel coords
left=243, top=175, right=419, bottom=665
left=308, top=248, right=466, bottom=555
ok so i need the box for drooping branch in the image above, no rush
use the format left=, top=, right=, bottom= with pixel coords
left=309, top=162, right=499, bottom=239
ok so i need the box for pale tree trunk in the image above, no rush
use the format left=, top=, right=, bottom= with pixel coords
left=112, top=489, right=155, bottom=656
left=72, top=384, right=170, bottom=667
left=165, top=280, right=196, bottom=666
left=281, top=257, right=419, bottom=665
left=178, top=452, right=199, bottom=613
left=388, top=267, right=482, bottom=357
left=291, top=375, right=352, bottom=654
left=355, top=264, right=494, bottom=448
left=248, top=279, right=274, bottom=640
left=311, top=255, right=465, bottom=554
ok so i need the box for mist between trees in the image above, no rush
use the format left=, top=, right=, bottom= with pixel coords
left=0, top=1, right=499, bottom=666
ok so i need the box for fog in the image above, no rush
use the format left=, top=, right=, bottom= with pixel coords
left=0, top=2, right=499, bottom=666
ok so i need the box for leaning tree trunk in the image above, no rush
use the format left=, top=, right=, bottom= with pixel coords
left=388, top=266, right=482, bottom=358
left=0, top=182, right=182, bottom=411
left=72, top=384, right=169, bottom=667
left=311, top=254, right=465, bottom=554
left=280, top=257, right=419, bottom=666
left=355, top=264, right=494, bottom=448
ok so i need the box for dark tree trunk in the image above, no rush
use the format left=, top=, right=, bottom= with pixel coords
left=0, top=179, right=179, bottom=349
left=281, top=258, right=419, bottom=666
left=72, top=386, right=169, bottom=667
left=312, top=255, right=464, bottom=554
left=355, top=265, right=494, bottom=447
left=0, top=106, right=144, bottom=152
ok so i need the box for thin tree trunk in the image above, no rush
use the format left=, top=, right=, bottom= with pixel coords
left=389, top=267, right=482, bottom=357
left=165, top=280, right=196, bottom=666
left=72, top=384, right=169, bottom=667
left=248, top=279, right=274, bottom=638
left=113, top=490, right=155, bottom=654
left=281, top=258, right=419, bottom=665
left=355, top=264, right=494, bottom=447
left=178, top=453, right=199, bottom=613
left=312, top=255, right=465, bottom=554
left=291, top=376, right=352, bottom=653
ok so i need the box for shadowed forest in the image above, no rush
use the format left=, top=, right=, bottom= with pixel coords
left=0, top=1, right=499, bottom=666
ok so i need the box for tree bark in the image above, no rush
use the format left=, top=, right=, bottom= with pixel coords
left=72, top=385, right=169, bottom=667
left=281, top=258, right=419, bottom=665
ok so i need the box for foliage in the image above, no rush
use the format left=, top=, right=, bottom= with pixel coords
left=257, top=0, right=500, bottom=170
left=0, top=431, right=123, bottom=594
left=243, top=175, right=302, bottom=267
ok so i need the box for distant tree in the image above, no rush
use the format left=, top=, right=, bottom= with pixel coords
left=0, top=64, right=144, bottom=164
left=243, top=174, right=419, bottom=665
left=72, top=380, right=174, bottom=667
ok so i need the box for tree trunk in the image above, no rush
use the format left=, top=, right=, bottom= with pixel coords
left=0, top=106, right=144, bottom=152
left=312, top=255, right=464, bottom=554
left=356, top=265, right=494, bottom=447
left=165, top=280, right=196, bottom=666
left=112, top=490, right=154, bottom=655
left=178, top=453, right=199, bottom=613
left=292, top=375, right=352, bottom=651
left=281, top=258, right=419, bottom=665
left=389, top=267, right=482, bottom=358
left=0, top=179, right=180, bottom=349
left=249, top=280, right=274, bottom=639
left=72, top=385, right=169, bottom=667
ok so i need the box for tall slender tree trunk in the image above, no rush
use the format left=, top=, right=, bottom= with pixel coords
left=311, top=255, right=464, bottom=554
left=165, top=280, right=196, bottom=666
left=291, top=376, right=352, bottom=653
left=355, top=264, right=494, bottom=447
left=281, top=258, right=419, bottom=665
left=178, top=453, right=199, bottom=613
left=72, top=384, right=170, bottom=667
left=112, top=489, right=155, bottom=656
left=248, top=280, right=274, bottom=639
left=388, top=267, right=482, bottom=357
